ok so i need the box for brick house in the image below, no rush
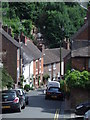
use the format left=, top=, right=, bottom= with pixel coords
left=69, top=7, right=90, bottom=72
left=1, top=27, right=21, bottom=88
left=14, top=33, right=43, bottom=88
left=43, top=48, right=70, bottom=81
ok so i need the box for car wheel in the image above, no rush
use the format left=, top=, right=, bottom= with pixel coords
left=22, top=102, right=25, bottom=109
left=17, top=104, right=21, bottom=112
left=26, top=101, right=28, bottom=105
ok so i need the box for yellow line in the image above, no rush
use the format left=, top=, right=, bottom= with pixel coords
left=54, top=109, right=60, bottom=120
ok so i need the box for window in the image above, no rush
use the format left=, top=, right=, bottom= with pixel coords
left=48, top=64, right=51, bottom=71
left=88, top=58, right=90, bottom=68
left=53, top=63, right=56, bottom=70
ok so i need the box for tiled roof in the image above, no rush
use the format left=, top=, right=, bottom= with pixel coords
left=44, top=48, right=70, bottom=65
left=26, top=40, right=42, bottom=60
left=71, top=46, right=90, bottom=57
left=20, top=43, right=33, bottom=65
left=0, top=28, right=20, bottom=48
left=72, top=40, right=90, bottom=50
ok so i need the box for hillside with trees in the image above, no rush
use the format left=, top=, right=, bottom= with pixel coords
left=2, top=2, right=86, bottom=48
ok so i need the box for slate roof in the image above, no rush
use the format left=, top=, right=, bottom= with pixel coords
left=71, top=46, right=90, bottom=57
left=72, top=40, right=90, bottom=50
left=20, top=43, right=33, bottom=65
left=44, top=48, right=70, bottom=65
left=0, top=28, right=20, bottom=48
left=26, top=40, right=42, bottom=60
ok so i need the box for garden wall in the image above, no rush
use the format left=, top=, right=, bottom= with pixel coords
left=69, top=88, right=90, bottom=108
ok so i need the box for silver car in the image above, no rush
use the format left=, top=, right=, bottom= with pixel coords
left=84, top=110, right=90, bottom=120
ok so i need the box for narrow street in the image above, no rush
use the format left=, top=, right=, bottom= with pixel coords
left=2, top=88, right=63, bottom=119
left=2, top=88, right=83, bottom=120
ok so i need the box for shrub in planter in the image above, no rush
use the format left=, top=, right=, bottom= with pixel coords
left=24, top=84, right=30, bottom=92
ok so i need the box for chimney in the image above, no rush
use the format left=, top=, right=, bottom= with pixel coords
left=8, top=27, right=12, bottom=36
left=66, top=39, right=70, bottom=50
left=3, top=25, right=8, bottom=32
left=14, top=34, right=20, bottom=43
left=20, top=33, right=27, bottom=45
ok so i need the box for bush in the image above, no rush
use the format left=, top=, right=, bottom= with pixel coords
left=65, top=70, right=90, bottom=89
left=24, top=84, right=30, bottom=91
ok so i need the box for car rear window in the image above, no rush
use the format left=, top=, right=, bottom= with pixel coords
left=2, top=92, right=16, bottom=101
left=49, top=87, right=60, bottom=92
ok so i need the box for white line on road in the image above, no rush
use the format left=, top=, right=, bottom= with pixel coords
left=54, top=109, right=60, bottom=120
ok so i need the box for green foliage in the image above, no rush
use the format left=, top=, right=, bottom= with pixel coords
left=43, top=74, right=50, bottom=80
left=0, top=68, right=14, bottom=89
left=2, top=2, right=86, bottom=48
left=65, top=70, right=90, bottom=89
left=24, top=84, right=30, bottom=91
left=20, top=75, right=24, bottom=88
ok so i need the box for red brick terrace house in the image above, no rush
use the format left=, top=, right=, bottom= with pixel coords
left=0, top=25, right=21, bottom=88
left=14, top=33, right=43, bottom=88
left=70, top=6, right=90, bottom=71
left=43, top=48, right=70, bottom=81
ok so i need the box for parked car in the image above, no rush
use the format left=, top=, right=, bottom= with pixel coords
left=75, top=102, right=90, bottom=115
left=84, top=110, right=90, bottom=120
left=1, top=90, right=22, bottom=112
left=47, top=81, right=60, bottom=90
left=45, top=87, right=64, bottom=100
left=13, top=89, right=28, bottom=108
left=22, top=90, right=28, bottom=105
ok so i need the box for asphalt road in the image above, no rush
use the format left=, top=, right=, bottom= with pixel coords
left=1, top=88, right=83, bottom=120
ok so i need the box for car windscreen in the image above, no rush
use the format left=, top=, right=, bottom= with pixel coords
left=49, top=87, right=60, bottom=92
left=2, top=92, right=16, bottom=101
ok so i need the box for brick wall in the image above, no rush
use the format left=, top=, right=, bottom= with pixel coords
left=76, top=27, right=88, bottom=40
left=44, top=62, right=60, bottom=80
left=2, top=34, right=17, bottom=83
left=71, top=57, right=90, bottom=71
left=70, top=88, right=90, bottom=108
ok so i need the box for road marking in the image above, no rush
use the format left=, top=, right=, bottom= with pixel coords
left=54, top=109, right=60, bottom=120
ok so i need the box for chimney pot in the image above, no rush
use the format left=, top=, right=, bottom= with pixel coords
left=8, top=27, right=12, bottom=36
left=14, top=34, right=20, bottom=42
left=3, top=25, right=8, bottom=32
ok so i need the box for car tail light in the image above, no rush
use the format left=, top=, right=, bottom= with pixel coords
left=13, top=97, right=19, bottom=103
left=58, top=94, right=62, bottom=96
left=47, top=92, right=50, bottom=95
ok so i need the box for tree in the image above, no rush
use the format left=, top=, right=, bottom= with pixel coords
left=0, top=68, right=14, bottom=89
left=2, top=2, right=86, bottom=48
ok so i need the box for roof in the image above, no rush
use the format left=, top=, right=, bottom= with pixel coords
left=20, top=43, right=33, bottom=65
left=71, top=46, right=90, bottom=57
left=72, top=40, right=90, bottom=50
left=71, top=21, right=88, bottom=40
left=26, top=40, right=42, bottom=60
left=44, top=48, right=70, bottom=65
left=0, top=28, right=20, bottom=48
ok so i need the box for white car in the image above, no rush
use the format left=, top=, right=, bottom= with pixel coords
left=84, top=110, right=90, bottom=120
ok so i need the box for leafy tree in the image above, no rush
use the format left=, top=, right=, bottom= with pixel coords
left=0, top=68, right=14, bottom=89
left=2, top=2, right=86, bottom=48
